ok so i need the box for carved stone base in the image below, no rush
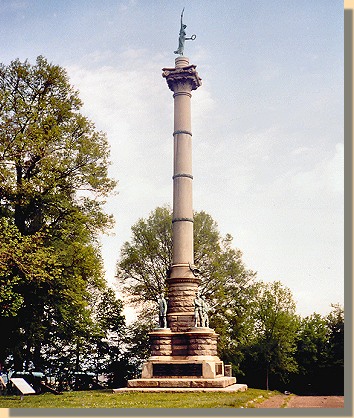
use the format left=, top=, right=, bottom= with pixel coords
left=141, top=357, right=225, bottom=379
left=127, top=326, right=236, bottom=389
left=149, top=327, right=218, bottom=357
left=166, top=275, right=200, bottom=332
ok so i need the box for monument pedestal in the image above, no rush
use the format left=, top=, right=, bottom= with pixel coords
left=126, top=327, right=237, bottom=389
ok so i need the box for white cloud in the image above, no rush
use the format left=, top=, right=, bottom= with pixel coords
left=66, top=51, right=177, bottom=294
left=290, top=142, right=343, bottom=195
left=212, top=142, right=344, bottom=317
left=66, top=49, right=343, bottom=319
left=0, top=1, right=28, bottom=12
left=192, top=100, right=343, bottom=316
left=292, top=146, right=311, bottom=155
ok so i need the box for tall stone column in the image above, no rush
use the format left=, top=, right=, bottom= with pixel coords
left=119, top=55, right=243, bottom=392
left=162, top=56, right=202, bottom=332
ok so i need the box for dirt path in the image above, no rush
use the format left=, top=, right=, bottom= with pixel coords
left=254, top=394, right=288, bottom=408
left=287, top=396, right=344, bottom=408
left=255, top=394, right=344, bottom=408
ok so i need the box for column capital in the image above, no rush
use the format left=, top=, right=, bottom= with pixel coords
left=162, top=64, right=202, bottom=92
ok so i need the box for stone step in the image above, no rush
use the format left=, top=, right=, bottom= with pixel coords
left=113, top=383, right=248, bottom=393
left=126, top=376, right=236, bottom=388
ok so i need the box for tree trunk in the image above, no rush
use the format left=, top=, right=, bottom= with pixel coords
left=24, top=340, right=31, bottom=371
left=33, top=343, right=42, bottom=371
left=75, top=342, right=80, bottom=372
left=13, top=346, right=24, bottom=372
left=266, top=364, right=269, bottom=391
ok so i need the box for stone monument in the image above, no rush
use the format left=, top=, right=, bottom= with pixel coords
left=116, top=11, right=246, bottom=392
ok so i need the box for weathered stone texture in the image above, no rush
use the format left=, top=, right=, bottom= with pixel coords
left=127, top=377, right=237, bottom=389
left=167, top=313, right=195, bottom=332
left=128, top=379, right=159, bottom=388
left=166, top=279, right=200, bottom=331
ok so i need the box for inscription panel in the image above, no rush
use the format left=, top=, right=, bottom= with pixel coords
left=153, top=363, right=202, bottom=377
left=10, top=378, right=36, bottom=395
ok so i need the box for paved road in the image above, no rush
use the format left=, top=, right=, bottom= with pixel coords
left=255, top=394, right=344, bottom=408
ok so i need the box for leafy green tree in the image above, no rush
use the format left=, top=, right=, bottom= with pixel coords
left=92, top=288, right=126, bottom=385
left=326, top=304, right=344, bottom=368
left=116, top=206, right=256, bottom=375
left=120, top=313, right=157, bottom=382
left=243, top=281, right=300, bottom=390
left=0, top=218, right=60, bottom=318
left=324, top=304, right=344, bottom=394
left=0, top=56, right=116, bottom=372
left=0, top=56, right=114, bottom=235
left=36, top=290, right=124, bottom=389
left=117, top=206, right=172, bottom=303
left=295, top=313, right=329, bottom=375
left=289, top=304, right=344, bottom=394
left=116, top=206, right=255, bottom=305
left=116, top=209, right=343, bottom=392
left=96, top=288, right=126, bottom=344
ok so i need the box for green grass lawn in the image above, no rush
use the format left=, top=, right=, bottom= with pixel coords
left=0, top=388, right=277, bottom=408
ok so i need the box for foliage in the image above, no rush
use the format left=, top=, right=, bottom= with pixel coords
left=116, top=206, right=344, bottom=393
left=92, top=288, right=127, bottom=387
left=117, top=206, right=172, bottom=303
left=242, top=281, right=300, bottom=390
left=117, top=206, right=255, bottom=305
left=0, top=56, right=118, bottom=375
left=286, top=304, right=344, bottom=395
left=295, top=313, right=330, bottom=375
left=122, top=311, right=157, bottom=378
left=0, top=218, right=61, bottom=317
left=116, top=206, right=256, bottom=374
left=35, top=287, right=127, bottom=389
left=96, top=288, right=126, bottom=337
left=326, top=303, right=344, bottom=367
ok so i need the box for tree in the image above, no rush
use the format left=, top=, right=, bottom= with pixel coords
left=289, top=304, right=344, bottom=395
left=93, top=288, right=126, bottom=386
left=117, top=206, right=172, bottom=304
left=0, top=218, right=60, bottom=318
left=324, top=304, right=344, bottom=394
left=0, top=56, right=116, bottom=373
left=326, top=304, right=344, bottom=368
left=116, top=206, right=256, bottom=375
left=242, top=281, right=300, bottom=390
left=295, top=313, right=329, bottom=375
left=116, top=206, right=255, bottom=306
left=120, top=313, right=157, bottom=382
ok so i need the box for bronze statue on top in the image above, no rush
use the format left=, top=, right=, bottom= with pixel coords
left=174, top=8, right=196, bottom=56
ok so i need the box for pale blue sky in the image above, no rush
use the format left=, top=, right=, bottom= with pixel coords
left=1, top=0, right=344, bottom=319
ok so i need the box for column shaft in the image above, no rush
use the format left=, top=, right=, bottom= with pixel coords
left=162, top=57, right=202, bottom=331
left=172, top=89, right=193, bottom=266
